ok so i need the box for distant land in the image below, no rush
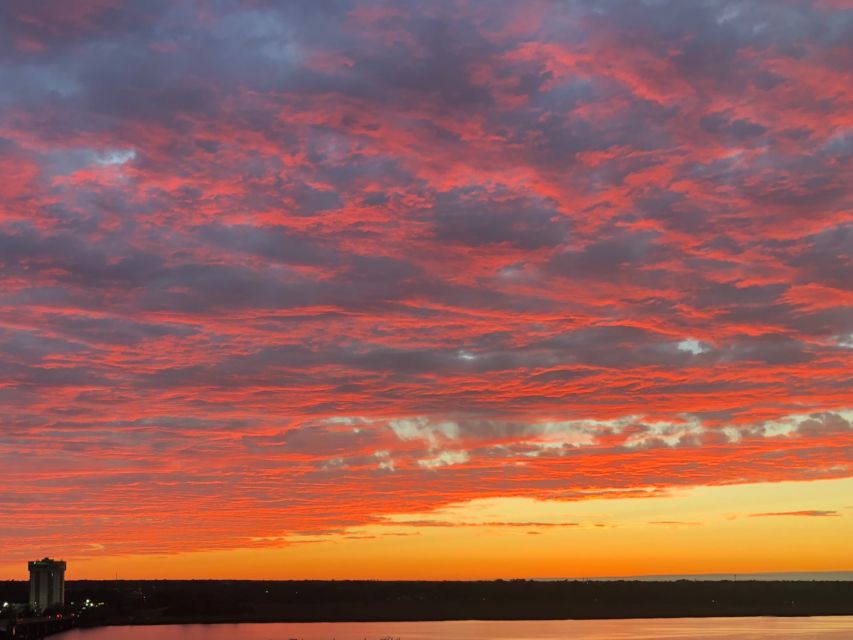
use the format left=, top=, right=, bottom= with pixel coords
left=555, top=572, right=853, bottom=581
left=3, top=579, right=853, bottom=626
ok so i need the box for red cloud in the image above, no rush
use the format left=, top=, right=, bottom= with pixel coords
left=0, top=0, right=850, bottom=565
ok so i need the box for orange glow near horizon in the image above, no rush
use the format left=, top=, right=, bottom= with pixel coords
left=2, top=478, right=851, bottom=581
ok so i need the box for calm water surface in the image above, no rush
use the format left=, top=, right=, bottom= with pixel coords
left=55, top=617, right=853, bottom=639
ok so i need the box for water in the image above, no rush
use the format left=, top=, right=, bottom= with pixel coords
left=54, top=616, right=853, bottom=639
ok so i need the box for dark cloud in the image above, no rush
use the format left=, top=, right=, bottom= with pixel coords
left=428, top=189, right=567, bottom=250
left=791, top=226, right=853, bottom=291
left=197, top=224, right=335, bottom=266
left=548, top=233, right=664, bottom=280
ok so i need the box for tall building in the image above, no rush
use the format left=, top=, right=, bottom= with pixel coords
left=28, top=558, right=66, bottom=614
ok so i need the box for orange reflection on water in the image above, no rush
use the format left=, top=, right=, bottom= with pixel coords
left=54, top=617, right=853, bottom=640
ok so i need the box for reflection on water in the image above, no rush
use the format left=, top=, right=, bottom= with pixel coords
left=55, top=616, right=853, bottom=640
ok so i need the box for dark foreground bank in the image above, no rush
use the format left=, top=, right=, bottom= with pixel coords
left=2, top=580, right=853, bottom=626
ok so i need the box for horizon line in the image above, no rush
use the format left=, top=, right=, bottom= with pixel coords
left=4, top=571, right=853, bottom=583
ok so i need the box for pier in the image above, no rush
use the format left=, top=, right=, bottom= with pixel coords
left=1, top=615, right=75, bottom=639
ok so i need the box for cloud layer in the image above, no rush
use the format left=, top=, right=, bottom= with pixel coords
left=0, top=0, right=851, bottom=562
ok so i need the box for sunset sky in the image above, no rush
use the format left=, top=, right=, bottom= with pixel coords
left=1, top=0, right=851, bottom=580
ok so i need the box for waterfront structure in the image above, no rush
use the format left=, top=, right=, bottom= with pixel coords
left=28, top=558, right=66, bottom=614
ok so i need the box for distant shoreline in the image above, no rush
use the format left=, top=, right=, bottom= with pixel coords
left=4, top=580, right=853, bottom=630
left=77, top=579, right=853, bottom=627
